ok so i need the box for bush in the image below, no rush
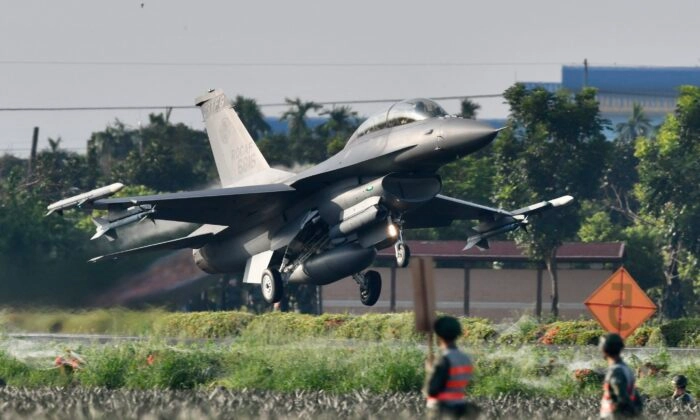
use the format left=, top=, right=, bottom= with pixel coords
left=537, top=320, right=604, bottom=346
left=154, top=311, right=255, bottom=339
left=458, top=318, right=497, bottom=345
left=660, top=319, right=700, bottom=347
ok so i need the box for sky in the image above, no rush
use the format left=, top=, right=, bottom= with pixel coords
left=1, top=0, right=699, bottom=155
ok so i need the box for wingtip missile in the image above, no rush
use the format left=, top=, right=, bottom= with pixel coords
left=548, top=195, right=574, bottom=207
left=46, top=182, right=125, bottom=216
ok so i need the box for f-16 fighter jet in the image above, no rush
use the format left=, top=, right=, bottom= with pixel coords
left=47, top=90, right=572, bottom=306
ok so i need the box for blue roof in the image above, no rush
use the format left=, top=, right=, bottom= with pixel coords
left=563, top=66, right=700, bottom=96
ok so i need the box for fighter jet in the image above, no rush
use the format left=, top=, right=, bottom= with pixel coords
left=47, top=90, right=573, bottom=306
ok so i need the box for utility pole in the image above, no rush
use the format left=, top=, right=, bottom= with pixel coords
left=583, top=58, right=589, bottom=88
left=27, top=126, right=39, bottom=178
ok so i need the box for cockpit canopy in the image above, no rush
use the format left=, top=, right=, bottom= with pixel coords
left=348, top=98, right=448, bottom=142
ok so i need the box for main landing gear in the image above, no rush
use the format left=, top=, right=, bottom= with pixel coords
left=261, top=268, right=283, bottom=304
left=354, top=270, right=382, bottom=306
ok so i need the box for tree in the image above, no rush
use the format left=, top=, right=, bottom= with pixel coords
left=493, top=84, right=608, bottom=317
left=318, top=106, right=359, bottom=156
left=281, top=98, right=322, bottom=163
left=635, top=86, right=700, bottom=318
left=91, top=113, right=215, bottom=191
left=459, top=98, right=481, bottom=119
left=281, top=97, right=321, bottom=139
left=616, top=103, right=653, bottom=142
left=232, top=95, right=270, bottom=140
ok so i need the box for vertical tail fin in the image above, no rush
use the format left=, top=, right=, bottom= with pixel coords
left=195, top=89, right=270, bottom=187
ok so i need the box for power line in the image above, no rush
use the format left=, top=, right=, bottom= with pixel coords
left=0, top=94, right=504, bottom=112
left=0, top=60, right=568, bottom=68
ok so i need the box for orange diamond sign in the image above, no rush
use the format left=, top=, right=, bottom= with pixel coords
left=584, top=267, right=657, bottom=339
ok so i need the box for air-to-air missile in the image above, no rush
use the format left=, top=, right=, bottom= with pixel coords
left=91, top=206, right=156, bottom=241
left=45, top=183, right=124, bottom=216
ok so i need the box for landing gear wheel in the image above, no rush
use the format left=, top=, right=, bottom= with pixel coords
left=395, top=242, right=411, bottom=268
left=360, top=270, right=382, bottom=306
left=261, top=268, right=283, bottom=304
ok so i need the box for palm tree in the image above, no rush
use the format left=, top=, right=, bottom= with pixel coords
left=319, top=106, right=358, bottom=137
left=232, top=96, right=270, bottom=140
left=281, top=98, right=321, bottom=139
left=615, top=103, right=652, bottom=142
left=460, top=98, right=481, bottom=119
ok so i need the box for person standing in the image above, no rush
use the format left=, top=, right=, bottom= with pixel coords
left=672, top=375, right=693, bottom=404
left=599, top=333, right=643, bottom=418
left=425, top=316, right=479, bottom=419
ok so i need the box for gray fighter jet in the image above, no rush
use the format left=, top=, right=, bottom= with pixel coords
left=48, top=90, right=573, bottom=306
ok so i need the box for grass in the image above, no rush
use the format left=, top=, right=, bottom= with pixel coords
left=0, top=335, right=697, bottom=398
left=0, top=308, right=699, bottom=397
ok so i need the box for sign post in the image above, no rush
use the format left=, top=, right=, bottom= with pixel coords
left=584, top=267, right=657, bottom=339
left=411, top=257, right=436, bottom=362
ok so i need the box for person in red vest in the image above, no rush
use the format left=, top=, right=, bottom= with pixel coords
left=425, top=316, right=479, bottom=419
left=599, top=333, right=643, bottom=418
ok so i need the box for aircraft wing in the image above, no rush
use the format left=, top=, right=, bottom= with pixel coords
left=92, top=183, right=297, bottom=226
left=403, top=194, right=513, bottom=229
left=404, top=194, right=574, bottom=249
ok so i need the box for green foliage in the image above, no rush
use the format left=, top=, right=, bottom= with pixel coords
left=627, top=325, right=665, bottom=347
left=232, top=95, right=270, bottom=140
left=579, top=211, right=621, bottom=242
left=154, top=311, right=255, bottom=339
left=458, top=318, right=498, bottom=345
left=0, top=308, right=169, bottom=335
left=459, top=98, right=481, bottom=119
left=635, top=86, right=700, bottom=318
left=659, top=318, right=700, bottom=347
left=221, top=344, right=423, bottom=392
left=493, top=84, right=609, bottom=317
left=536, top=320, right=605, bottom=346
left=6, top=309, right=700, bottom=350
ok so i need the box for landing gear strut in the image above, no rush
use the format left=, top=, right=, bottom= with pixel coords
left=354, top=270, right=382, bottom=306
left=261, top=268, right=283, bottom=304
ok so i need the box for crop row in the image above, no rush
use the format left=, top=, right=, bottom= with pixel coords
left=0, top=388, right=696, bottom=420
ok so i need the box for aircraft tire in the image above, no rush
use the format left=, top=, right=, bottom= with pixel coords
left=261, top=268, right=283, bottom=304
left=395, top=243, right=411, bottom=268
left=360, top=270, right=381, bottom=306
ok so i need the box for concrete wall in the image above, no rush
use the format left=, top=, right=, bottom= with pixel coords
left=322, top=267, right=614, bottom=321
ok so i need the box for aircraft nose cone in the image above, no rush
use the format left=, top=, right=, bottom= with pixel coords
left=440, top=118, right=501, bottom=154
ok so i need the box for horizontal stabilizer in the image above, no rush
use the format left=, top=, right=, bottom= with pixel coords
left=89, top=232, right=214, bottom=263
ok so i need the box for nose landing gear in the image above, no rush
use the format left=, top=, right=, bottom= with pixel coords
left=353, top=270, right=382, bottom=306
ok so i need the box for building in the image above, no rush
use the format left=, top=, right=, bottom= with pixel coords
left=99, top=240, right=625, bottom=322
left=323, top=240, right=625, bottom=321
left=524, top=65, right=700, bottom=130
